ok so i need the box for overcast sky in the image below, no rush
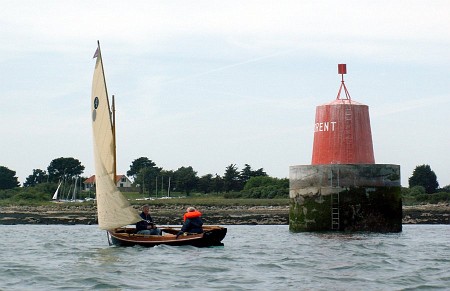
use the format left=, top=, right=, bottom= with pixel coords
left=1, top=1, right=449, bottom=187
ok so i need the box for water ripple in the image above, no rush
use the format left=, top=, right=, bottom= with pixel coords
left=0, top=225, right=449, bottom=290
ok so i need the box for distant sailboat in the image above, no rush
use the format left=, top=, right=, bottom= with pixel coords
left=71, top=176, right=79, bottom=201
left=52, top=181, right=62, bottom=200
left=91, top=41, right=226, bottom=247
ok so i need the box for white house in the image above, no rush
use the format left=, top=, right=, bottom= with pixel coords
left=83, top=174, right=133, bottom=191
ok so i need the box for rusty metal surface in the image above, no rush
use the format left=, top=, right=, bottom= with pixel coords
left=311, top=101, right=375, bottom=165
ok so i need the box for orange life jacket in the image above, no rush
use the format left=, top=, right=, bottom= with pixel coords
left=183, top=210, right=202, bottom=221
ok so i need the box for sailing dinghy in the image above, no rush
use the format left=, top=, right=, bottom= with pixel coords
left=52, top=181, right=62, bottom=200
left=91, top=42, right=227, bottom=247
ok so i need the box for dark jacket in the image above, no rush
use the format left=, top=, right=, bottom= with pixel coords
left=136, top=212, right=155, bottom=232
left=181, top=217, right=203, bottom=234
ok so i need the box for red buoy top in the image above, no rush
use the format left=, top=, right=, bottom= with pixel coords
left=338, top=64, right=347, bottom=75
left=311, top=65, right=375, bottom=165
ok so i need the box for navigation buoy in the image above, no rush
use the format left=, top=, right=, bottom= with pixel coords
left=289, top=64, right=402, bottom=233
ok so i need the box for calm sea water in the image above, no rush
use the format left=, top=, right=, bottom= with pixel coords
left=1, top=224, right=449, bottom=290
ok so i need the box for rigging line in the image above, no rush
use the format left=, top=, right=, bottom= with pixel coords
left=161, top=47, right=300, bottom=85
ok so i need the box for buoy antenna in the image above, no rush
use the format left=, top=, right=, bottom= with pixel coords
left=336, top=64, right=351, bottom=100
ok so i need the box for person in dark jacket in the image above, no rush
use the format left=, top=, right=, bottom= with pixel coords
left=177, top=207, right=203, bottom=238
left=136, top=205, right=162, bottom=235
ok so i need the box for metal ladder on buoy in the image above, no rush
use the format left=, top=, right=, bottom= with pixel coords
left=337, top=63, right=354, bottom=164
left=344, top=105, right=353, bottom=163
left=331, top=192, right=340, bottom=230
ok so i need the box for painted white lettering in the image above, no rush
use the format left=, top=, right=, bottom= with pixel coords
left=331, top=121, right=336, bottom=131
left=314, top=121, right=337, bottom=132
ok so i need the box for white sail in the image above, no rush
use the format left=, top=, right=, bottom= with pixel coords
left=52, top=181, right=62, bottom=200
left=91, top=42, right=141, bottom=230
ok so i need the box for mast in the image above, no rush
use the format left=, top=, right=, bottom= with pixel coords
left=112, top=95, right=117, bottom=181
left=167, top=176, right=171, bottom=197
left=72, top=176, right=78, bottom=200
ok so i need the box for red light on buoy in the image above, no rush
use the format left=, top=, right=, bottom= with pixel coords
left=338, top=64, right=347, bottom=74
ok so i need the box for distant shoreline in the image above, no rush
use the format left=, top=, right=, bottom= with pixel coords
left=0, top=203, right=448, bottom=226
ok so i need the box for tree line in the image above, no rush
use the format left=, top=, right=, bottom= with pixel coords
left=123, top=157, right=288, bottom=197
left=401, top=164, right=450, bottom=204
left=0, top=156, right=288, bottom=199
left=0, top=158, right=448, bottom=201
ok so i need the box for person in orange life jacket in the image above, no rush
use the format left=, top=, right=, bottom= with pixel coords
left=136, top=205, right=162, bottom=235
left=176, top=207, right=203, bottom=238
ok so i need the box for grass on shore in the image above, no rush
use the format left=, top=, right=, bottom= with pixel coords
left=1, top=190, right=447, bottom=208
left=0, top=191, right=289, bottom=208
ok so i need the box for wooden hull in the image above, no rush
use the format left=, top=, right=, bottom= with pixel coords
left=107, top=225, right=227, bottom=247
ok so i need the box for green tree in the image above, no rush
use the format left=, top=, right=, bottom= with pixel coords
left=24, top=169, right=48, bottom=187
left=0, top=166, right=20, bottom=189
left=408, top=185, right=426, bottom=196
left=240, top=164, right=253, bottom=185
left=138, top=166, right=162, bottom=196
left=223, top=164, right=242, bottom=192
left=408, top=164, right=439, bottom=194
left=212, top=174, right=224, bottom=193
left=252, top=168, right=268, bottom=177
left=13, top=182, right=57, bottom=201
left=244, top=176, right=275, bottom=190
left=240, top=164, right=268, bottom=185
left=244, top=176, right=288, bottom=190
left=127, top=157, right=159, bottom=179
left=242, top=176, right=289, bottom=198
left=174, top=166, right=198, bottom=196
left=198, top=174, right=213, bottom=194
left=47, top=157, right=85, bottom=182
left=130, top=158, right=162, bottom=194
left=441, top=185, right=450, bottom=192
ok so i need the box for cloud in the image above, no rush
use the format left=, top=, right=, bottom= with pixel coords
left=1, top=0, right=450, bottom=187
left=1, top=1, right=450, bottom=60
left=371, top=95, right=450, bottom=117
